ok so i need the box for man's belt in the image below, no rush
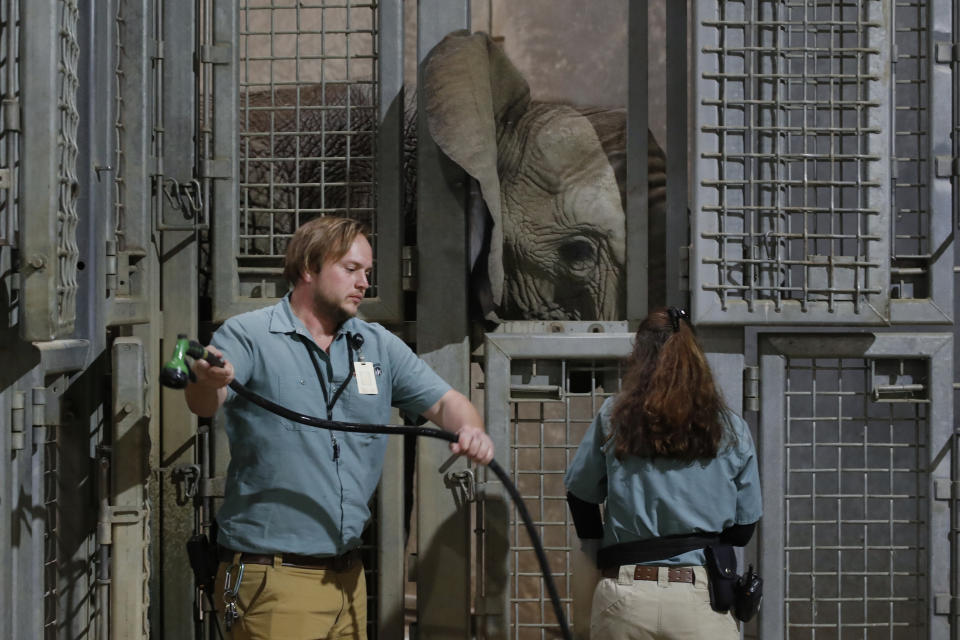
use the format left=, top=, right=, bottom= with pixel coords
left=219, top=547, right=358, bottom=571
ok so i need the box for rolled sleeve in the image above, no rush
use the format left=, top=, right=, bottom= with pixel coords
left=380, top=329, right=451, bottom=417
left=733, top=422, right=763, bottom=524
left=211, top=316, right=258, bottom=403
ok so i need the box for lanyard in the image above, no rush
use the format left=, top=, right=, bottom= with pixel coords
left=299, top=333, right=356, bottom=459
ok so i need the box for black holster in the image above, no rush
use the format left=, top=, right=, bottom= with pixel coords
left=186, top=522, right=220, bottom=593
left=704, top=544, right=763, bottom=622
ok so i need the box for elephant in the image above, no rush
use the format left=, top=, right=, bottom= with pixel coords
left=423, top=30, right=666, bottom=323
left=230, top=30, right=666, bottom=321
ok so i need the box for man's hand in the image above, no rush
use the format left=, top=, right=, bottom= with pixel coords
left=422, top=389, right=495, bottom=465
left=190, top=344, right=234, bottom=389
left=185, top=345, right=233, bottom=417
left=450, top=425, right=495, bottom=465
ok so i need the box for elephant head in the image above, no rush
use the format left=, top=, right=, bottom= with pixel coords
left=423, top=31, right=666, bottom=322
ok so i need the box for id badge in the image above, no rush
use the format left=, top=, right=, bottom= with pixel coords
left=354, top=361, right=379, bottom=395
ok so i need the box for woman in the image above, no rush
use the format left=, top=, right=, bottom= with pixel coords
left=564, top=307, right=761, bottom=639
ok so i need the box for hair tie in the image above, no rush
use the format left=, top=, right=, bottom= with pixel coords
left=667, top=307, right=688, bottom=332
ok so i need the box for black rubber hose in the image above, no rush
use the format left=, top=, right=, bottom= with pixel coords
left=226, top=378, right=572, bottom=639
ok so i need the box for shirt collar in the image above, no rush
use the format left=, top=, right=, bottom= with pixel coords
left=268, top=294, right=359, bottom=341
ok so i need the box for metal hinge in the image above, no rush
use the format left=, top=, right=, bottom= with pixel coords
left=11, top=390, right=25, bottom=451
left=935, top=155, right=960, bottom=179
left=678, top=245, right=690, bottom=292
left=933, top=479, right=960, bottom=501
left=3, top=96, right=20, bottom=132
left=743, top=366, right=759, bottom=412
left=106, top=240, right=117, bottom=292
left=201, top=475, right=226, bottom=498
left=934, top=594, right=957, bottom=615
left=32, top=387, right=47, bottom=427
left=200, top=44, right=232, bottom=65
left=935, top=42, right=960, bottom=64
left=402, top=246, right=417, bottom=291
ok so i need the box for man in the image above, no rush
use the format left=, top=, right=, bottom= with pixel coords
left=185, top=216, right=494, bottom=639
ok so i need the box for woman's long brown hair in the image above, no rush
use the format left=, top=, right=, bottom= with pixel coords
left=609, top=308, right=729, bottom=461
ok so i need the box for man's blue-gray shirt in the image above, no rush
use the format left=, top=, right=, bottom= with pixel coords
left=212, top=296, right=450, bottom=556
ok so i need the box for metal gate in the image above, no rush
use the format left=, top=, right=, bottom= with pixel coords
left=758, top=333, right=953, bottom=639
left=691, top=0, right=954, bottom=326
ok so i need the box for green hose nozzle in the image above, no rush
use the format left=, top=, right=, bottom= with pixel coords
left=160, top=334, right=193, bottom=389
left=160, top=335, right=224, bottom=389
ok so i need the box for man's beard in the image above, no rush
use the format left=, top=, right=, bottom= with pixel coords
left=312, top=291, right=355, bottom=323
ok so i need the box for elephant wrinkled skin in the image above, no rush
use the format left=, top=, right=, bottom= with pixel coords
left=423, top=30, right=666, bottom=322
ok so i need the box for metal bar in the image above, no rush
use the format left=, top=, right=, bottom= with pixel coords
left=415, top=1, right=471, bottom=638
left=665, top=0, right=687, bottom=309
left=21, top=0, right=68, bottom=341
left=626, top=0, right=649, bottom=321
left=158, top=0, right=198, bottom=636
left=364, top=0, right=403, bottom=322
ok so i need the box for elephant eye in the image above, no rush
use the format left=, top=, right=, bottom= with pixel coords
left=559, top=238, right=596, bottom=270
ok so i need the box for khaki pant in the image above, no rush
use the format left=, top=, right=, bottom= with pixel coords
left=213, top=554, right=367, bottom=640
left=590, top=565, right=739, bottom=640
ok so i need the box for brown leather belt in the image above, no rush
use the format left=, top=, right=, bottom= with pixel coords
left=602, top=565, right=695, bottom=583
left=219, top=547, right=358, bottom=571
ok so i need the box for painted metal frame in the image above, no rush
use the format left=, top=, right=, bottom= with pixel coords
left=210, top=0, right=404, bottom=324
left=758, top=332, right=953, bottom=638
left=482, top=333, right=635, bottom=639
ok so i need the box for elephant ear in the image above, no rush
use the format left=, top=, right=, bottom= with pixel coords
left=422, top=30, right=532, bottom=320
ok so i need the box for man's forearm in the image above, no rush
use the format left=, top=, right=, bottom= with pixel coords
left=185, top=383, right=227, bottom=418
left=424, top=389, right=484, bottom=434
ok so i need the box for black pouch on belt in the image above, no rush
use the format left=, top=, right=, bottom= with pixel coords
left=186, top=521, right=220, bottom=593
left=703, top=544, right=738, bottom=614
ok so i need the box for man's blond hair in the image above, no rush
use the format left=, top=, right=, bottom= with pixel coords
left=282, top=217, right=371, bottom=285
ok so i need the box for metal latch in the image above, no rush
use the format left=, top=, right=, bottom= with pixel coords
left=98, top=506, right=146, bottom=546
left=444, top=469, right=476, bottom=508
left=171, top=463, right=201, bottom=505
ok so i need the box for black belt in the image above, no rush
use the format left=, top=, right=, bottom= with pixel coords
left=219, top=547, right=359, bottom=571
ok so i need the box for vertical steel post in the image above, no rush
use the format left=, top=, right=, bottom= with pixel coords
left=627, top=0, right=649, bottom=323
left=416, top=1, right=471, bottom=637
left=158, top=0, right=198, bottom=636
left=665, top=0, right=688, bottom=309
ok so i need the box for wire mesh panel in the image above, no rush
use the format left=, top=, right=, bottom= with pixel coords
left=507, top=359, right=621, bottom=639
left=210, top=0, right=390, bottom=313
left=0, top=0, right=18, bottom=248
left=482, top=334, right=636, bottom=640
left=784, top=358, right=927, bottom=638
left=692, top=0, right=893, bottom=324
left=759, top=334, right=953, bottom=639
left=20, top=0, right=81, bottom=341
left=42, top=427, right=59, bottom=639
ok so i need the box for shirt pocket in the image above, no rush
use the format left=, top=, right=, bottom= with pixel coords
left=275, top=375, right=326, bottom=432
